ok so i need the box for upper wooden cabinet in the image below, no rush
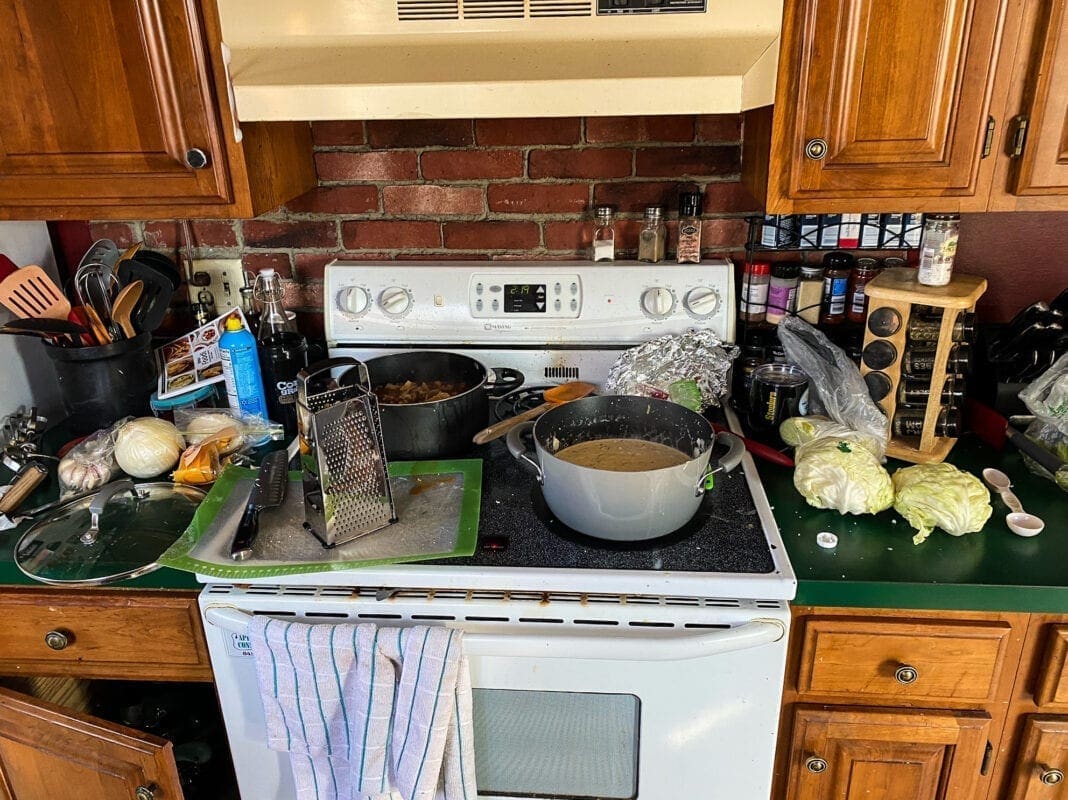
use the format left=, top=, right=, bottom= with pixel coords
left=0, top=0, right=314, bottom=220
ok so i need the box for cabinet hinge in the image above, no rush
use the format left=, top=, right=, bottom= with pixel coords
left=981, top=741, right=994, bottom=776
left=981, top=116, right=995, bottom=158
left=1008, top=115, right=1030, bottom=159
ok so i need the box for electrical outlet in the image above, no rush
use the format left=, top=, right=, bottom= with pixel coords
left=189, top=259, right=246, bottom=314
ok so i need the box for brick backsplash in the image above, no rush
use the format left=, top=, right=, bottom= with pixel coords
left=89, top=115, right=759, bottom=321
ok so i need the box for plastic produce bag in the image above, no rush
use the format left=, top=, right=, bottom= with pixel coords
left=174, top=408, right=283, bottom=456
left=777, top=316, right=889, bottom=459
left=1019, top=352, right=1068, bottom=490
left=56, top=417, right=132, bottom=496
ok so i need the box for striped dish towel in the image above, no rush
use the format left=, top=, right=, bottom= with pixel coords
left=249, top=617, right=477, bottom=800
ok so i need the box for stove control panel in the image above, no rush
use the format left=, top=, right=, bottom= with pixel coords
left=326, top=260, right=735, bottom=345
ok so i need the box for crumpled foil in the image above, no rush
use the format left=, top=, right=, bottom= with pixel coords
left=603, top=330, right=740, bottom=410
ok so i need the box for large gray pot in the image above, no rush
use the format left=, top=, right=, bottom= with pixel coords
left=507, top=395, right=744, bottom=541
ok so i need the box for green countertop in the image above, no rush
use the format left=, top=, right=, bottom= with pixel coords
left=760, top=434, right=1068, bottom=613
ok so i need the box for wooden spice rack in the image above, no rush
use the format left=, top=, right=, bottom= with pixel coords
left=861, top=268, right=987, bottom=463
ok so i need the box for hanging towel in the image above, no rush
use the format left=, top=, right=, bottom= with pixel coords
left=248, top=617, right=477, bottom=800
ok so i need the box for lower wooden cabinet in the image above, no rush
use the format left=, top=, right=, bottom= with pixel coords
left=1007, top=717, right=1068, bottom=798
left=785, top=706, right=992, bottom=800
left=0, top=686, right=183, bottom=800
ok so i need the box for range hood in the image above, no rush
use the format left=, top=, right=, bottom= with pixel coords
left=216, top=1, right=783, bottom=120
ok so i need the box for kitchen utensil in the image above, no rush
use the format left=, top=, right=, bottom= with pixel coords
left=982, top=468, right=1023, bottom=512
left=473, top=381, right=595, bottom=445
left=506, top=395, right=745, bottom=541
left=0, top=461, right=48, bottom=516
left=1006, top=512, right=1045, bottom=537
left=14, top=479, right=205, bottom=585
left=967, top=398, right=1068, bottom=475
left=67, top=307, right=96, bottom=346
left=78, top=239, right=119, bottom=273
left=126, top=250, right=183, bottom=288
left=710, top=422, right=795, bottom=468
left=230, top=450, right=289, bottom=561
left=0, top=265, right=70, bottom=320
left=2, top=318, right=89, bottom=347
left=298, top=357, right=396, bottom=547
left=83, top=304, right=112, bottom=345
left=110, top=279, right=143, bottom=339
left=117, top=257, right=176, bottom=332
left=349, top=351, right=522, bottom=459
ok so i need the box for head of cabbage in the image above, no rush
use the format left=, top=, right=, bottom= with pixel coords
left=792, top=437, right=895, bottom=515
left=892, top=463, right=993, bottom=545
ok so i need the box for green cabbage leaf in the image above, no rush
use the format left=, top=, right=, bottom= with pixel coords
left=792, top=437, right=894, bottom=515
left=892, top=463, right=993, bottom=545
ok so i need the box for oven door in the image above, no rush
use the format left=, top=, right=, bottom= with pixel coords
left=201, top=592, right=788, bottom=800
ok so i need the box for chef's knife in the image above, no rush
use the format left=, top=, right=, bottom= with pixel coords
left=230, top=450, right=288, bottom=561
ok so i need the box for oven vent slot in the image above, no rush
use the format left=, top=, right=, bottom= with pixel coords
left=684, top=622, right=731, bottom=630
left=623, top=597, right=661, bottom=605
left=544, top=366, right=580, bottom=380
left=755, top=601, right=784, bottom=609
left=704, top=599, right=743, bottom=608
left=247, top=586, right=284, bottom=595
left=470, top=591, right=509, bottom=601
left=306, top=612, right=349, bottom=619
left=465, top=615, right=509, bottom=622
left=281, top=587, right=319, bottom=596
left=462, top=0, right=524, bottom=18
left=519, top=617, right=564, bottom=624
left=665, top=598, right=701, bottom=606
left=358, top=613, right=403, bottom=619
left=252, top=610, right=296, bottom=616
left=412, top=614, right=457, bottom=620
left=508, top=591, right=548, bottom=602
left=574, top=619, right=619, bottom=626
left=430, top=590, right=469, bottom=600
left=320, top=588, right=358, bottom=597
left=530, top=0, right=593, bottom=18
left=205, top=585, right=233, bottom=594
left=397, top=0, right=460, bottom=21
left=628, top=620, right=675, bottom=628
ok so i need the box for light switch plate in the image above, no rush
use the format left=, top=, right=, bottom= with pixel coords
left=190, top=259, right=246, bottom=314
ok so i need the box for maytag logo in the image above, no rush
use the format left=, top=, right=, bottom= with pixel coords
left=484, top=322, right=512, bottom=331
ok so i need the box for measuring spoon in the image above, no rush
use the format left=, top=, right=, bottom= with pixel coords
left=982, top=467, right=1045, bottom=537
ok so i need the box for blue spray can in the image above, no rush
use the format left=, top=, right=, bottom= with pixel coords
left=219, top=317, right=268, bottom=417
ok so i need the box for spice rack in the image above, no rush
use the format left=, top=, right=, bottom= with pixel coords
left=860, top=268, right=987, bottom=464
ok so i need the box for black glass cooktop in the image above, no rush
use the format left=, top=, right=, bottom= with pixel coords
left=429, top=403, right=777, bottom=575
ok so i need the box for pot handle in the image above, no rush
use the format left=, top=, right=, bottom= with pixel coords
left=486, top=367, right=524, bottom=397
left=695, top=431, right=746, bottom=496
left=505, top=422, right=543, bottom=483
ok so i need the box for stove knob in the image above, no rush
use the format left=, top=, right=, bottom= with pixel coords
left=379, top=286, right=412, bottom=316
left=337, top=286, right=370, bottom=316
left=641, top=287, right=675, bottom=318
left=684, top=286, right=721, bottom=318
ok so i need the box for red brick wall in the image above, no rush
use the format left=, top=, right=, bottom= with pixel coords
left=87, top=115, right=758, bottom=328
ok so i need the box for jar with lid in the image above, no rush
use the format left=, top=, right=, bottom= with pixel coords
left=893, top=406, right=962, bottom=438
left=917, top=214, right=960, bottom=286
left=766, top=262, right=800, bottom=325
left=847, top=257, right=880, bottom=323
left=149, top=384, right=219, bottom=422
left=740, top=261, right=771, bottom=323
left=638, top=206, right=666, bottom=263
left=903, top=343, right=972, bottom=377
left=676, top=192, right=703, bottom=264
left=796, top=265, right=824, bottom=324
left=592, top=205, right=616, bottom=262
left=898, top=375, right=964, bottom=406
left=907, top=311, right=977, bottom=343
left=820, top=251, right=853, bottom=325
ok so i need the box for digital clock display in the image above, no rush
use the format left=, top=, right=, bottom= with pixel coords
left=504, top=284, right=547, bottom=313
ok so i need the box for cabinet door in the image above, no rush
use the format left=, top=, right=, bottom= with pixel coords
left=773, top=0, right=1007, bottom=206
left=1008, top=716, right=1068, bottom=799
left=0, top=0, right=231, bottom=211
left=0, top=686, right=182, bottom=800
left=1011, top=0, right=1068, bottom=194
left=785, top=706, right=991, bottom=800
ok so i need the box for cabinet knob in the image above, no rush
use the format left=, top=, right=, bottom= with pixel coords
left=44, top=629, right=71, bottom=651
left=805, top=756, right=828, bottom=774
left=804, top=138, right=828, bottom=160
left=135, top=785, right=157, bottom=800
left=1040, top=766, right=1064, bottom=786
left=894, top=664, right=919, bottom=685
left=185, top=148, right=211, bottom=169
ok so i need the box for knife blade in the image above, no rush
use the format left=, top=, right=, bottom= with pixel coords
left=230, top=450, right=289, bottom=561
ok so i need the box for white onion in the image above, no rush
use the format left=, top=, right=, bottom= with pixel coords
left=114, top=418, right=185, bottom=478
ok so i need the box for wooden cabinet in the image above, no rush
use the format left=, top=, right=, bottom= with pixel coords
left=0, top=0, right=314, bottom=220
left=1007, top=717, right=1068, bottom=798
left=784, top=706, right=991, bottom=800
left=0, top=686, right=183, bottom=800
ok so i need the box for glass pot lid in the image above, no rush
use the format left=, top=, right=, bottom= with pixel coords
left=15, top=479, right=205, bottom=585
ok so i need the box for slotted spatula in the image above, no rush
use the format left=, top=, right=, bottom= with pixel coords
left=0, top=265, right=70, bottom=320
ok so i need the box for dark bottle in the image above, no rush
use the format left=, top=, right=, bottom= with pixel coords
left=820, top=251, right=853, bottom=325
left=903, top=343, right=972, bottom=377
left=846, top=257, right=880, bottom=323
left=892, top=406, right=962, bottom=438
left=897, top=375, right=965, bottom=406
left=255, top=268, right=308, bottom=439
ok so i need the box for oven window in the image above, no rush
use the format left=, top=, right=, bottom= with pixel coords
left=472, top=688, right=640, bottom=799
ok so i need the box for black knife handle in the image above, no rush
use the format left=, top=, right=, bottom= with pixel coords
left=231, top=504, right=260, bottom=561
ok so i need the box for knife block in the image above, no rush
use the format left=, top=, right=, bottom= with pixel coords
left=860, top=268, right=987, bottom=464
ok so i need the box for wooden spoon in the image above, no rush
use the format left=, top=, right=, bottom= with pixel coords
left=473, top=381, right=596, bottom=445
left=110, top=279, right=144, bottom=339
left=84, top=305, right=112, bottom=345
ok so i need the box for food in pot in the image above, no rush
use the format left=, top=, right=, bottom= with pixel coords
left=374, top=380, right=469, bottom=405
left=555, top=438, right=689, bottom=472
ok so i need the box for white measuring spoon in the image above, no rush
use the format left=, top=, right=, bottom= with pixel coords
left=982, top=468, right=1045, bottom=537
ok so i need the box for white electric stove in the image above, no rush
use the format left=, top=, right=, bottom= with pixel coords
left=200, top=260, right=797, bottom=800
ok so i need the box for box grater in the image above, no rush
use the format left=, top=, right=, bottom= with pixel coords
left=297, top=357, right=396, bottom=547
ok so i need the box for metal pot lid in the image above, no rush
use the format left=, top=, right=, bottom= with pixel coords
left=15, top=479, right=205, bottom=586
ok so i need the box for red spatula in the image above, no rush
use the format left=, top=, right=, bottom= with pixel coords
left=0, top=265, right=70, bottom=320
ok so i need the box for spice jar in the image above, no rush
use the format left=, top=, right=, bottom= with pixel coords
left=892, top=406, right=962, bottom=438
left=903, top=343, right=972, bottom=377
left=907, top=311, right=977, bottom=343
left=847, top=258, right=879, bottom=324
left=740, top=261, right=771, bottom=323
left=592, top=205, right=616, bottom=262
left=638, top=206, right=667, bottom=263
left=820, top=251, right=853, bottom=325
left=766, top=262, right=800, bottom=325
left=796, top=265, right=824, bottom=324
left=897, top=375, right=964, bottom=406
left=917, top=214, right=960, bottom=286
left=676, top=192, right=703, bottom=264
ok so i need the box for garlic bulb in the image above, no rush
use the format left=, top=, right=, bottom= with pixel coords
left=57, top=457, right=111, bottom=495
left=114, top=418, right=185, bottom=478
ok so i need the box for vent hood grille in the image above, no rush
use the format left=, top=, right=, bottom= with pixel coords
left=398, top=0, right=592, bottom=20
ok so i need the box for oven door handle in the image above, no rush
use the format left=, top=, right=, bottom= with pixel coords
left=203, top=606, right=785, bottom=661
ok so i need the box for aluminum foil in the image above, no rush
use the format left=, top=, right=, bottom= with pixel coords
left=604, top=330, right=740, bottom=410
